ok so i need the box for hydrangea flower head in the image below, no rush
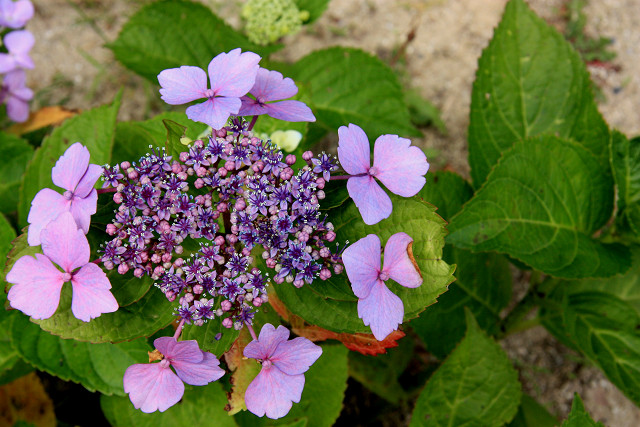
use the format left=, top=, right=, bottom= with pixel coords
left=6, top=212, right=118, bottom=322
left=0, top=0, right=33, bottom=29
left=238, top=68, right=315, bottom=122
left=0, top=69, right=32, bottom=122
left=342, top=232, right=422, bottom=340
left=27, top=142, right=102, bottom=246
left=337, top=123, right=429, bottom=225
left=158, top=49, right=261, bottom=130
left=243, top=323, right=322, bottom=419
left=0, top=30, right=34, bottom=73
left=123, top=337, right=225, bottom=413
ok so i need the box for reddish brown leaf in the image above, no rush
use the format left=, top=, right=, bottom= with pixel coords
left=224, top=327, right=260, bottom=415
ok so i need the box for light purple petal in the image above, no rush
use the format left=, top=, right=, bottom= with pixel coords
left=6, top=92, right=30, bottom=122
left=6, top=253, right=64, bottom=320
left=264, top=100, right=315, bottom=122
left=346, top=175, right=392, bottom=225
left=342, top=234, right=381, bottom=299
left=155, top=338, right=203, bottom=364
left=40, top=212, right=89, bottom=273
left=70, top=263, right=118, bottom=322
left=337, top=124, right=370, bottom=175
left=382, top=232, right=422, bottom=288
left=250, top=68, right=298, bottom=101
left=186, top=97, right=240, bottom=130
left=172, top=351, right=225, bottom=386
left=271, top=337, right=322, bottom=376
left=158, top=66, right=207, bottom=105
left=237, top=96, right=269, bottom=117
left=207, top=49, right=261, bottom=97
left=27, top=188, right=70, bottom=246
left=0, top=53, right=16, bottom=73
left=373, top=134, right=429, bottom=197
left=358, top=280, right=404, bottom=341
left=245, top=366, right=304, bottom=419
left=0, top=0, right=33, bottom=28
left=70, top=189, right=97, bottom=234
left=244, top=323, right=289, bottom=360
left=3, top=68, right=27, bottom=90
left=4, top=30, right=34, bottom=69
left=52, top=142, right=90, bottom=193
left=123, top=363, right=184, bottom=413
left=74, top=164, right=103, bottom=198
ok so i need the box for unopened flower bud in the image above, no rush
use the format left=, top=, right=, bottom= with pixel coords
left=302, top=151, right=313, bottom=161
left=222, top=318, right=233, bottom=328
left=285, top=154, right=296, bottom=165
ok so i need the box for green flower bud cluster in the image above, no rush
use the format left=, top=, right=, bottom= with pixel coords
left=242, top=0, right=309, bottom=45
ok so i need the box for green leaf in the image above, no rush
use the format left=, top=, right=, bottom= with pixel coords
left=413, top=172, right=512, bottom=358
left=109, top=0, right=277, bottom=83
left=290, top=47, right=421, bottom=139
left=0, top=132, right=34, bottom=214
left=0, top=213, right=16, bottom=267
left=101, top=381, right=237, bottom=427
left=109, top=272, right=153, bottom=307
left=294, top=0, right=329, bottom=23
left=540, top=249, right=640, bottom=406
left=275, top=194, right=454, bottom=334
left=468, top=0, right=610, bottom=186
left=448, top=135, right=627, bottom=278
left=507, top=394, right=558, bottom=427
left=610, top=132, right=640, bottom=235
left=10, top=313, right=149, bottom=396
left=18, top=94, right=121, bottom=227
left=113, top=112, right=209, bottom=165
left=181, top=318, right=240, bottom=357
left=410, top=310, right=521, bottom=427
left=404, top=90, right=447, bottom=134
left=562, top=394, right=604, bottom=427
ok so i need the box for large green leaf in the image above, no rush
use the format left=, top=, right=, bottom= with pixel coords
left=610, top=132, right=640, bottom=236
left=562, top=394, right=604, bottom=427
left=0, top=132, right=34, bottom=214
left=18, top=95, right=121, bottom=227
left=294, top=0, right=330, bottom=23
left=468, top=0, right=609, bottom=186
left=410, top=311, right=521, bottom=427
left=101, top=381, right=237, bottom=427
left=0, top=216, right=19, bottom=378
left=413, top=172, right=512, bottom=358
left=10, top=313, right=149, bottom=396
left=181, top=318, right=240, bottom=357
left=506, top=394, right=558, bottom=427
left=448, top=135, right=628, bottom=278
left=275, top=193, right=454, bottom=334
left=109, top=0, right=277, bottom=83
left=541, top=249, right=640, bottom=406
left=290, top=47, right=420, bottom=139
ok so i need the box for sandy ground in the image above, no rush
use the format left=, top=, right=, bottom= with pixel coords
left=25, top=0, right=640, bottom=425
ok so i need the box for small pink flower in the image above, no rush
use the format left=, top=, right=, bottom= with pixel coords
left=0, top=69, right=32, bottom=122
left=27, top=142, right=102, bottom=246
left=123, top=337, right=225, bottom=413
left=243, top=323, right=322, bottom=419
left=342, top=232, right=423, bottom=340
left=0, top=30, right=35, bottom=73
left=7, top=212, right=118, bottom=322
left=0, top=0, right=34, bottom=29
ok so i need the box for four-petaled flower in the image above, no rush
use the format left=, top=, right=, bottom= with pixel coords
left=158, top=48, right=261, bottom=130
left=123, top=337, right=225, bottom=413
left=238, top=68, right=315, bottom=122
left=243, top=323, right=322, bottom=419
left=7, top=212, right=119, bottom=322
left=342, top=232, right=422, bottom=340
left=27, top=142, right=102, bottom=246
left=337, top=123, right=429, bottom=225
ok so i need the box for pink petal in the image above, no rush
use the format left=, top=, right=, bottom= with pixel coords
left=186, top=97, right=240, bottom=130
left=342, top=234, right=381, bottom=299
left=245, top=366, right=304, bottom=419
left=358, top=280, right=404, bottom=341
left=158, top=66, right=207, bottom=105
left=271, top=337, right=322, bottom=376
left=207, top=49, right=261, bottom=98
left=250, top=68, right=298, bottom=101
left=347, top=175, right=392, bottom=225
left=27, top=188, right=70, bottom=246
left=3, top=68, right=27, bottom=90
left=0, top=0, right=33, bottom=28
left=0, top=53, right=17, bottom=74
left=382, top=232, right=422, bottom=288
left=237, top=96, right=269, bottom=117
left=6, top=92, right=30, bottom=122
left=123, top=363, right=184, bottom=413
left=74, top=164, right=103, bottom=198
left=40, top=212, right=89, bottom=273
left=70, top=189, right=97, bottom=234
left=172, top=351, right=225, bottom=386
left=337, top=124, right=370, bottom=175
left=373, top=134, right=429, bottom=197
left=70, top=263, right=118, bottom=322
left=155, top=338, right=203, bottom=364
left=5, top=30, right=34, bottom=53
left=244, top=323, right=290, bottom=360
left=6, top=253, right=65, bottom=319
left=264, top=100, right=315, bottom=122
left=52, top=142, right=90, bottom=193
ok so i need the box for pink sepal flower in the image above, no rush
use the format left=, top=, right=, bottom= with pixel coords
left=0, top=30, right=35, bottom=73
left=6, top=212, right=118, bottom=322
left=27, top=142, right=102, bottom=246
left=0, top=69, right=32, bottom=122
left=123, top=337, right=225, bottom=413
left=342, top=232, right=422, bottom=340
left=0, top=0, right=33, bottom=29
left=243, top=323, right=322, bottom=419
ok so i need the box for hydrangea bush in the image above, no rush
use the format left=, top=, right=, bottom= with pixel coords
left=0, top=0, right=637, bottom=425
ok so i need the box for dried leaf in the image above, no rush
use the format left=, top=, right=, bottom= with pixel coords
left=224, top=328, right=260, bottom=415
left=7, top=106, right=78, bottom=135
left=0, top=372, right=56, bottom=427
